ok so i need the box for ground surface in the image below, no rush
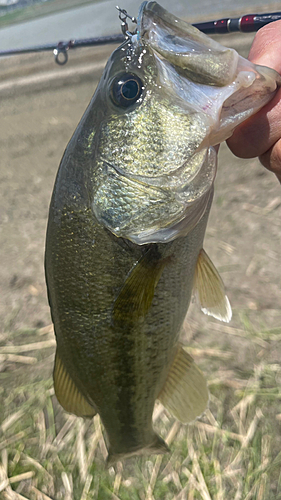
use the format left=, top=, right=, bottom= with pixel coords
left=0, top=33, right=281, bottom=499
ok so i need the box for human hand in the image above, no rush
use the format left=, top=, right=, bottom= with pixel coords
left=227, top=21, right=281, bottom=183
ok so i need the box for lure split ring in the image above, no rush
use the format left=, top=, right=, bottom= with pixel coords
left=53, top=40, right=75, bottom=65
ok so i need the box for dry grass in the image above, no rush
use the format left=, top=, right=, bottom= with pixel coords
left=0, top=315, right=281, bottom=500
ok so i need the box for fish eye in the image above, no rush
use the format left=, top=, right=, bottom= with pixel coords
left=110, top=73, right=143, bottom=108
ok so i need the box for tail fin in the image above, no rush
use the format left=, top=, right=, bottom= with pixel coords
left=106, top=433, right=169, bottom=466
left=147, top=433, right=170, bottom=454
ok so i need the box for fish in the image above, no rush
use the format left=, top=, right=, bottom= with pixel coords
left=45, top=1, right=281, bottom=464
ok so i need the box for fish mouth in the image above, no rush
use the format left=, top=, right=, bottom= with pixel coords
left=92, top=148, right=216, bottom=244
left=137, top=1, right=239, bottom=88
left=137, top=1, right=280, bottom=144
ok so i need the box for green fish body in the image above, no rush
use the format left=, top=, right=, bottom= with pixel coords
left=45, top=2, right=280, bottom=462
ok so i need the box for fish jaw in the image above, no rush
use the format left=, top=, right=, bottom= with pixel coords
left=139, top=1, right=281, bottom=146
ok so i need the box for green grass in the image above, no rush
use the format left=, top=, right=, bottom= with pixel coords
left=0, top=318, right=281, bottom=499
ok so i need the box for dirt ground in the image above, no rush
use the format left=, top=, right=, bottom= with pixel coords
left=0, top=33, right=281, bottom=437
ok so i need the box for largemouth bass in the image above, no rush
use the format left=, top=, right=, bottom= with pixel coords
left=45, top=2, right=281, bottom=463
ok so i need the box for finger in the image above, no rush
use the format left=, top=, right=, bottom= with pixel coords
left=248, top=22, right=281, bottom=70
left=227, top=21, right=281, bottom=159
left=259, top=139, right=281, bottom=183
left=227, top=89, right=281, bottom=158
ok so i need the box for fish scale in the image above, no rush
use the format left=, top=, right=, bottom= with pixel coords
left=45, top=1, right=281, bottom=463
left=97, top=97, right=207, bottom=177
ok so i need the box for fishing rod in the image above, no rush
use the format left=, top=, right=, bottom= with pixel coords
left=0, top=9, right=281, bottom=65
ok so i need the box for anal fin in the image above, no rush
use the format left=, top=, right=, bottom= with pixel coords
left=54, top=352, right=96, bottom=418
left=157, top=346, right=208, bottom=423
left=194, top=248, right=232, bottom=323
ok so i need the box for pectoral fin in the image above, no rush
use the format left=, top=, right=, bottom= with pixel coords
left=113, top=248, right=171, bottom=325
left=54, top=352, right=96, bottom=418
left=194, top=249, right=232, bottom=323
left=157, top=346, right=209, bottom=423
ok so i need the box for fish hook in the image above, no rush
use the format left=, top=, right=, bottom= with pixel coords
left=116, top=6, right=137, bottom=38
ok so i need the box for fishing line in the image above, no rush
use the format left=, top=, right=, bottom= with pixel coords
left=0, top=10, right=280, bottom=65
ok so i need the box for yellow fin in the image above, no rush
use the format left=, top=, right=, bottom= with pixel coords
left=113, top=248, right=171, bottom=325
left=54, top=352, right=96, bottom=418
left=194, top=248, right=232, bottom=323
left=157, top=346, right=208, bottom=423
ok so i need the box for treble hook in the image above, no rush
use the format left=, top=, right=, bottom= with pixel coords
left=116, top=6, right=137, bottom=37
